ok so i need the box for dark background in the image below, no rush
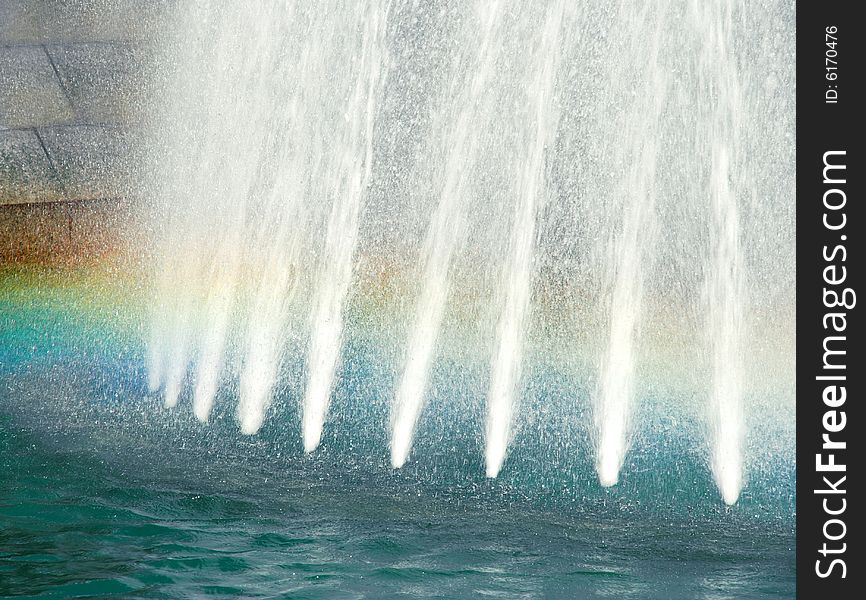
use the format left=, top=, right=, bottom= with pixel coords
left=797, top=2, right=862, bottom=596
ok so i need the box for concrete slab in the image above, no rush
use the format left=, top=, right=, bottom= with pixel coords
left=0, top=0, right=170, bottom=45
left=46, top=42, right=143, bottom=125
left=0, top=45, right=76, bottom=128
left=68, top=196, right=135, bottom=261
left=0, top=196, right=135, bottom=264
left=0, top=128, right=64, bottom=204
left=38, top=125, right=134, bottom=200
left=0, top=199, right=71, bottom=262
left=0, top=1, right=40, bottom=44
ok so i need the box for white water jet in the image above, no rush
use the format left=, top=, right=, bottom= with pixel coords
left=390, top=0, right=504, bottom=469
left=303, top=3, right=388, bottom=454
left=236, top=298, right=289, bottom=435
left=707, top=143, right=745, bottom=506
left=147, top=194, right=208, bottom=403
left=142, top=0, right=792, bottom=493
left=694, top=0, right=747, bottom=505
left=146, top=245, right=178, bottom=394
left=236, top=232, right=300, bottom=434
left=146, top=272, right=169, bottom=393
left=192, top=242, right=241, bottom=422
left=156, top=244, right=204, bottom=408
left=162, top=329, right=189, bottom=409
left=485, top=3, right=564, bottom=479
left=594, top=1, right=668, bottom=488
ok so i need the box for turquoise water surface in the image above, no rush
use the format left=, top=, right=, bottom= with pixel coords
left=0, top=268, right=794, bottom=599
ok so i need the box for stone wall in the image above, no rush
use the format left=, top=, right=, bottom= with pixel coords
left=0, top=0, right=163, bottom=263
